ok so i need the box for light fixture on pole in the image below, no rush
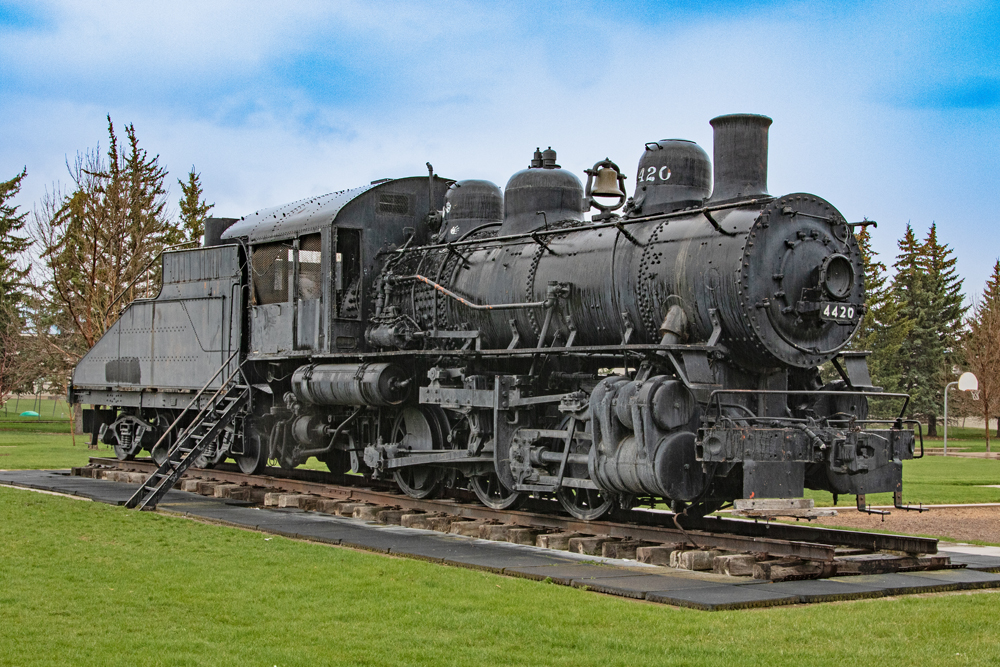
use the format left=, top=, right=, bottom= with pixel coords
left=944, top=372, right=979, bottom=455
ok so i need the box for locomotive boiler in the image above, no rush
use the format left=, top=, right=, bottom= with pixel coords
left=70, top=114, right=920, bottom=518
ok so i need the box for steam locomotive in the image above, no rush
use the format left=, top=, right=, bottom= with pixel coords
left=70, top=114, right=917, bottom=519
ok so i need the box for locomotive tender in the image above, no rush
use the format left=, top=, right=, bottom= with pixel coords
left=70, top=114, right=918, bottom=518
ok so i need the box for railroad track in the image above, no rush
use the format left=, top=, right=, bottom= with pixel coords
left=80, top=456, right=943, bottom=574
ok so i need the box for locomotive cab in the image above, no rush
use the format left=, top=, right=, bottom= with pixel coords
left=221, top=176, right=451, bottom=360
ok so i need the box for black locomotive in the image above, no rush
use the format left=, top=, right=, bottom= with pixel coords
left=70, top=114, right=918, bottom=518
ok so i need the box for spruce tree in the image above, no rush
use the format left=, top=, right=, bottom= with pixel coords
left=177, top=166, right=214, bottom=244
left=892, top=224, right=944, bottom=434
left=0, top=169, right=35, bottom=405
left=922, top=223, right=968, bottom=435
left=0, top=169, right=31, bottom=306
left=850, top=226, right=910, bottom=404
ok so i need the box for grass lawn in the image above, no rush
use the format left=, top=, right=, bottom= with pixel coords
left=806, top=455, right=1000, bottom=507
left=0, top=397, right=72, bottom=419
left=0, top=432, right=99, bottom=469
left=0, top=486, right=998, bottom=667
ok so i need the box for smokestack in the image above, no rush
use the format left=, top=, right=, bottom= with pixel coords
left=203, top=217, right=238, bottom=247
left=708, top=114, right=772, bottom=202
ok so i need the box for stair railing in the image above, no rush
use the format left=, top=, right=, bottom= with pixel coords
left=143, top=349, right=244, bottom=458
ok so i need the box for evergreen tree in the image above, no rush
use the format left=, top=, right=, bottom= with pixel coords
left=892, top=224, right=944, bottom=434
left=177, top=166, right=214, bottom=244
left=0, top=169, right=31, bottom=306
left=922, top=223, right=968, bottom=435
left=850, top=226, right=911, bottom=405
left=0, top=169, right=36, bottom=406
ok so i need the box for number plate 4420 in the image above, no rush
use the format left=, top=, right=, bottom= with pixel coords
left=820, top=302, right=859, bottom=323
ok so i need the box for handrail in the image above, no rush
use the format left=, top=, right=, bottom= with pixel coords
left=704, top=388, right=912, bottom=422
left=144, top=349, right=243, bottom=457
left=105, top=241, right=201, bottom=318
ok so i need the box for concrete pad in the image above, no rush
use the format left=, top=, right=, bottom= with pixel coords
left=505, top=563, right=641, bottom=586
left=906, top=569, right=1000, bottom=588
left=844, top=572, right=964, bottom=595
left=646, top=585, right=800, bottom=611
left=574, top=574, right=726, bottom=600
left=739, top=579, right=886, bottom=603
left=942, top=554, right=1000, bottom=572
left=443, top=551, right=574, bottom=574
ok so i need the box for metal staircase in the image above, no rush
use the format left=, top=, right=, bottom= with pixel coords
left=125, top=352, right=248, bottom=511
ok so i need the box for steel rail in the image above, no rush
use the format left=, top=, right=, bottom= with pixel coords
left=86, top=457, right=937, bottom=560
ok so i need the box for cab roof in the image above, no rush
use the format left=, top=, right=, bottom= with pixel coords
left=221, top=183, right=379, bottom=243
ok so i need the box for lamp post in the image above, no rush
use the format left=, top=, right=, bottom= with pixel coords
left=944, top=372, right=979, bottom=455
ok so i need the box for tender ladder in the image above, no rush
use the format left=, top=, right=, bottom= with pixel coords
left=125, top=358, right=248, bottom=511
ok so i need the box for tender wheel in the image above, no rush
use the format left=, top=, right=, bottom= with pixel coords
left=471, top=472, right=524, bottom=510
left=110, top=420, right=142, bottom=461
left=390, top=406, right=446, bottom=499
left=113, top=442, right=138, bottom=461
left=193, top=425, right=233, bottom=469
left=556, top=487, right=614, bottom=521
left=235, top=426, right=268, bottom=475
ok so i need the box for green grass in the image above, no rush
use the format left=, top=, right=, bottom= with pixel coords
left=806, top=455, right=1000, bottom=507
left=0, top=397, right=72, bottom=418
left=0, top=397, right=72, bottom=433
left=0, top=432, right=101, bottom=470
left=0, top=486, right=998, bottom=667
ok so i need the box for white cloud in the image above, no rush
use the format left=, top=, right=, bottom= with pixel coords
left=1, top=0, right=997, bottom=295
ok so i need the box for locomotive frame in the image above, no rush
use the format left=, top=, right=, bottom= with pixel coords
left=70, top=114, right=922, bottom=520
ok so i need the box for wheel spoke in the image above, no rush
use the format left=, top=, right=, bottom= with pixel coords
left=557, top=486, right=614, bottom=521
left=471, top=472, right=523, bottom=510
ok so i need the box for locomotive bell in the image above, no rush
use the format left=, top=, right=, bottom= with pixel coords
left=592, top=164, right=625, bottom=197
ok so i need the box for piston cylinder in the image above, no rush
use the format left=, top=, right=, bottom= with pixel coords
left=291, top=363, right=411, bottom=406
left=592, top=431, right=705, bottom=501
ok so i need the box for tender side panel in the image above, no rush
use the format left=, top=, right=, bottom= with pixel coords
left=72, top=245, right=243, bottom=400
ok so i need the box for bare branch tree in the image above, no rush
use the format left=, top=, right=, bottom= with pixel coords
left=30, top=117, right=180, bottom=381
left=964, top=260, right=1000, bottom=452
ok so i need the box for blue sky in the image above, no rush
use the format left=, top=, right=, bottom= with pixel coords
left=1, top=0, right=998, bottom=297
